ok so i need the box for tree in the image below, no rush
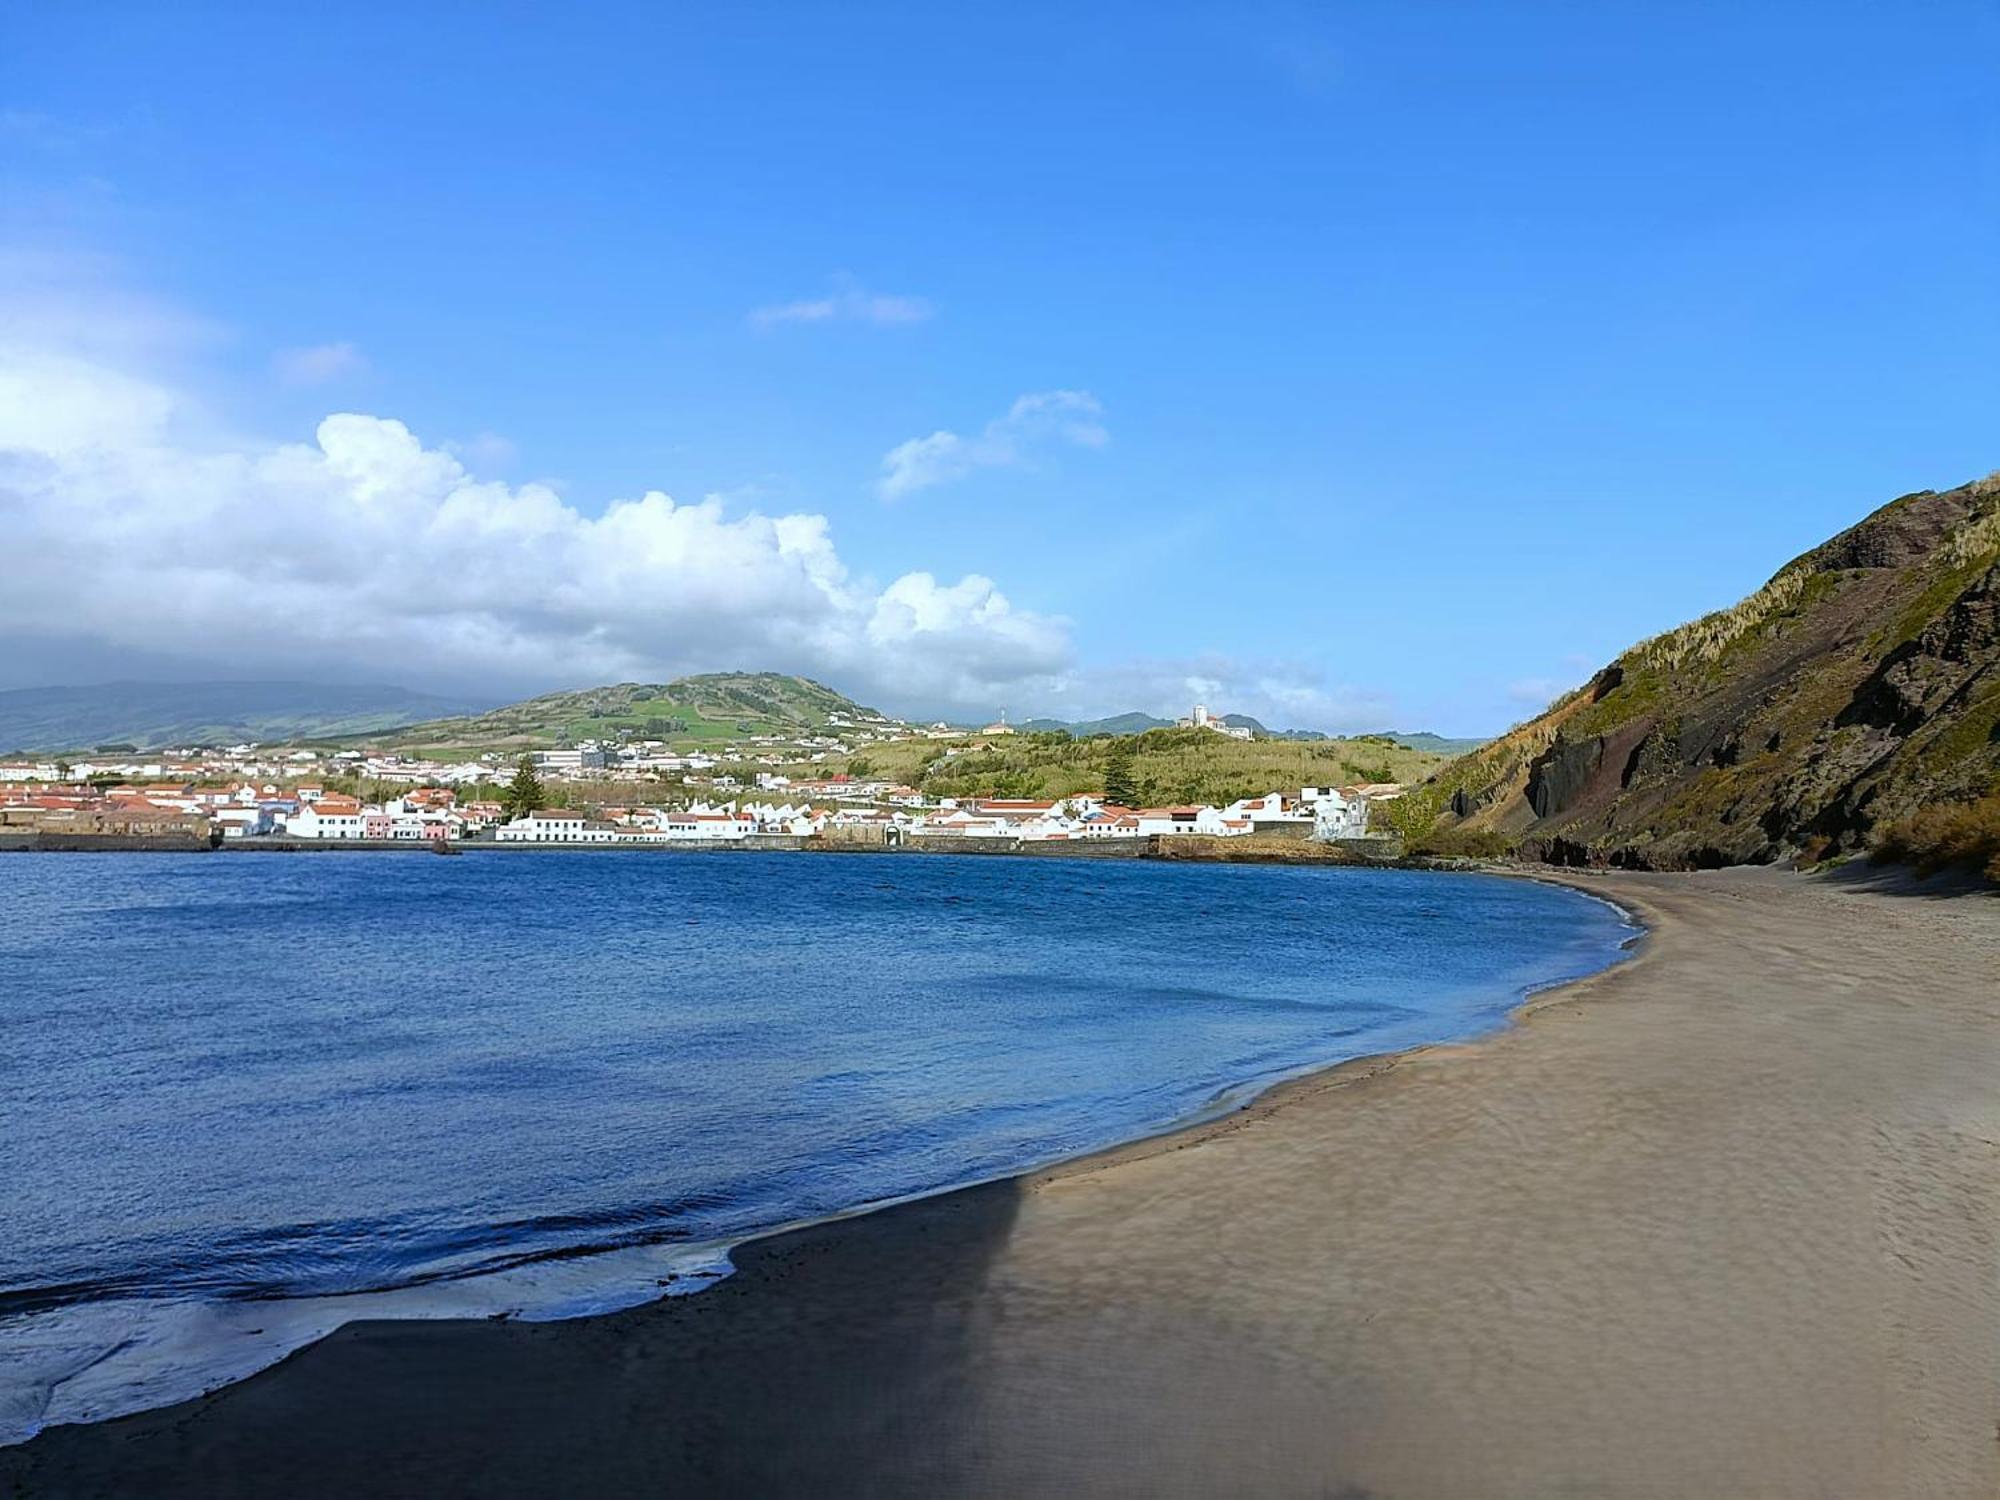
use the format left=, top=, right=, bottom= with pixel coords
left=503, top=756, right=546, bottom=820
left=1101, top=742, right=1139, bottom=807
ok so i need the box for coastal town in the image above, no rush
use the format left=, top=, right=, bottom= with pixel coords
left=0, top=752, right=1389, bottom=850
left=0, top=694, right=1410, bottom=852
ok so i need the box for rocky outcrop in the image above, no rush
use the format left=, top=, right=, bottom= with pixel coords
left=1841, top=562, right=1999, bottom=734
left=1525, top=736, right=1602, bottom=819
left=1406, top=474, right=2000, bottom=869
left=1802, top=488, right=1969, bottom=571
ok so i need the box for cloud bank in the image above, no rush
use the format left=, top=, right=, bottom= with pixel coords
left=879, top=389, right=1107, bottom=500
left=0, top=343, right=1073, bottom=712
left=0, top=264, right=1406, bottom=735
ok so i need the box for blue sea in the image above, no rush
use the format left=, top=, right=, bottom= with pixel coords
left=0, top=850, right=1635, bottom=1442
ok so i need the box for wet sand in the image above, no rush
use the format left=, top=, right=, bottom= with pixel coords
left=6, top=866, right=1998, bottom=1498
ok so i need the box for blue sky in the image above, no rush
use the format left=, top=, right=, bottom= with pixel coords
left=3, top=3, right=1996, bottom=733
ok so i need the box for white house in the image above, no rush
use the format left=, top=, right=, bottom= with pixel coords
left=211, top=806, right=272, bottom=839
left=495, top=810, right=593, bottom=842
left=1227, top=791, right=1286, bottom=820
left=1303, top=787, right=1370, bottom=839
left=285, top=805, right=365, bottom=840
left=919, top=810, right=1018, bottom=837
left=1075, top=810, right=1144, bottom=838
left=658, top=810, right=750, bottom=841
left=741, top=801, right=825, bottom=835
left=1131, top=806, right=1235, bottom=837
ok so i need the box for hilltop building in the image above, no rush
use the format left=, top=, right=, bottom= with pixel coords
left=1176, top=703, right=1253, bottom=741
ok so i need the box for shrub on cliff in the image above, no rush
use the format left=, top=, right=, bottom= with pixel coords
left=1871, top=793, right=2000, bottom=884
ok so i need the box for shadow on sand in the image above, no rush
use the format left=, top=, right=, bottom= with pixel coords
left=1816, top=858, right=1995, bottom=900
left=1, top=1181, right=1026, bottom=1499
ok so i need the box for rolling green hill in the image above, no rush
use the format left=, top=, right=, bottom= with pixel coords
left=1389, top=473, right=2000, bottom=869
left=839, top=726, right=1452, bottom=805
left=379, top=673, right=889, bottom=752
left=1365, top=730, right=1491, bottom=756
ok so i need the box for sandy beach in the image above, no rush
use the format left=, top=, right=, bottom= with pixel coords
left=6, top=865, right=1997, bottom=1499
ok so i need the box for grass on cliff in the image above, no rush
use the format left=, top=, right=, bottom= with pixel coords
left=1871, top=792, right=2000, bottom=885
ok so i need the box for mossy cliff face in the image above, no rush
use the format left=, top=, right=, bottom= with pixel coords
left=1395, top=476, right=2000, bottom=869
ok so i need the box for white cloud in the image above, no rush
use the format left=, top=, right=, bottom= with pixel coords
left=0, top=248, right=226, bottom=366
left=879, top=389, right=1107, bottom=500
left=272, top=341, right=366, bottom=386
left=879, top=430, right=972, bottom=497
left=0, top=343, right=1073, bottom=712
left=0, top=347, right=175, bottom=455
left=0, top=259, right=1412, bottom=732
left=749, top=274, right=934, bottom=330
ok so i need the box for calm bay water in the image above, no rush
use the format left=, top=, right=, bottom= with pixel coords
left=0, top=850, right=1634, bottom=1441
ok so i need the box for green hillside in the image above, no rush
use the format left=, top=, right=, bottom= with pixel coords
left=1389, top=473, right=2000, bottom=869
left=380, top=673, right=888, bottom=752
left=840, top=727, right=1452, bottom=805
left=1367, top=731, right=1491, bottom=756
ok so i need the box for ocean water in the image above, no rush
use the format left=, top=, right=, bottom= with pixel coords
left=0, top=850, right=1635, bottom=1443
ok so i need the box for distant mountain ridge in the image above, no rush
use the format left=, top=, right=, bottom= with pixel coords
left=1361, top=731, right=1491, bottom=755
left=1018, top=712, right=1175, bottom=736
left=0, top=682, right=487, bottom=753
left=1394, top=474, right=2000, bottom=867
left=1015, top=712, right=1483, bottom=752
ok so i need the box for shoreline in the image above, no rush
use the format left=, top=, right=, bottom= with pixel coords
left=722, top=870, right=1650, bottom=1260
left=7, top=866, right=1996, bottom=1497
left=2, top=830, right=1405, bottom=864
left=0, top=865, right=1633, bottom=1452
left=1004, top=870, right=1654, bottom=1198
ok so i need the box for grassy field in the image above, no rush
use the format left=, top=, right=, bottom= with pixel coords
left=374, top=673, right=884, bottom=755
left=823, top=728, right=1453, bottom=805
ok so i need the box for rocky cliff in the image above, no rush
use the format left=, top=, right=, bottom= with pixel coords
left=1397, top=475, right=2000, bottom=868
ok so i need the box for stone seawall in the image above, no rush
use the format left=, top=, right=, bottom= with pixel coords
left=0, top=832, right=213, bottom=853
left=11, top=831, right=1408, bottom=865
left=1010, top=839, right=1152, bottom=859
left=1150, top=833, right=1405, bottom=864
